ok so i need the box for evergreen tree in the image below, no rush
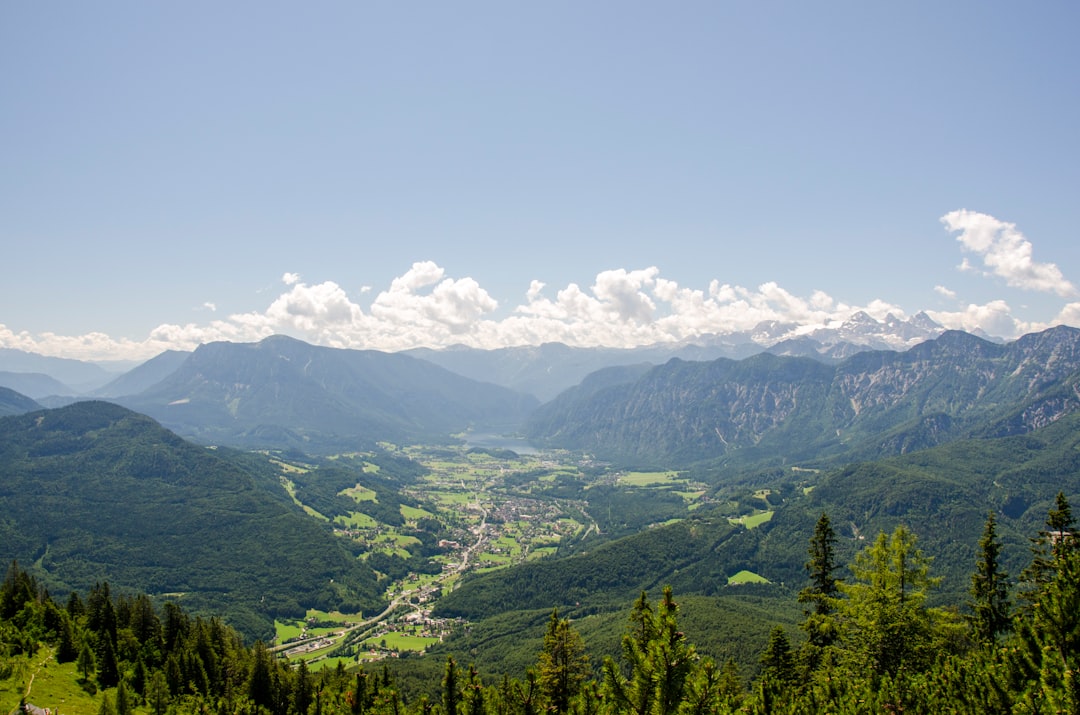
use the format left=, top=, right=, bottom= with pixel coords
left=147, top=670, right=171, bottom=715
left=537, top=609, right=589, bottom=714
left=56, top=611, right=79, bottom=663
left=77, top=641, right=96, bottom=682
left=116, top=677, right=132, bottom=715
left=97, top=692, right=116, bottom=715
left=248, top=641, right=275, bottom=711
left=1015, top=500, right=1080, bottom=712
left=463, top=665, right=485, bottom=715
left=968, top=511, right=1011, bottom=644
left=294, top=659, right=313, bottom=715
left=442, top=656, right=461, bottom=715
left=1021, top=491, right=1078, bottom=600
left=836, top=525, right=940, bottom=678
left=798, top=512, right=840, bottom=672
left=602, top=587, right=697, bottom=715
left=97, top=635, right=120, bottom=688
left=759, top=627, right=795, bottom=684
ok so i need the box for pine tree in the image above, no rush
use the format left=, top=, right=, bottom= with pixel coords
left=759, top=627, right=796, bottom=684
left=798, top=512, right=840, bottom=672
left=537, top=609, right=589, bottom=714
left=116, top=677, right=132, bottom=715
left=248, top=641, right=274, bottom=711
left=77, top=641, right=96, bottom=682
left=602, top=587, right=697, bottom=715
left=1022, top=492, right=1077, bottom=599
left=968, top=511, right=1011, bottom=644
left=294, top=658, right=313, bottom=715
left=97, top=635, right=120, bottom=688
left=442, top=656, right=461, bottom=715
left=837, top=525, right=940, bottom=678
left=147, top=670, right=171, bottom=715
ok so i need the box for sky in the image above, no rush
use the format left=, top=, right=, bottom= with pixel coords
left=3, top=2, right=1079, bottom=363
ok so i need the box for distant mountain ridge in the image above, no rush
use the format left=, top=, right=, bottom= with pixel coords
left=1, top=311, right=950, bottom=403
left=524, top=325, right=1080, bottom=467
left=0, top=347, right=120, bottom=392
left=0, top=386, right=40, bottom=416
left=115, top=335, right=539, bottom=452
left=0, top=370, right=73, bottom=400
left=408, top=311, right=949, bottom=400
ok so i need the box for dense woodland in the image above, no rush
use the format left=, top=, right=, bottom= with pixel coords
left=4, top=495, right=1078, bottom=715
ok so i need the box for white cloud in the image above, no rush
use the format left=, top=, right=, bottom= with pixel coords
left=202, top=302, right=217, bottom=312
left=926, top=300, right=1047, bottom=338
left=1054, top=302, right=1080, bottom=327
left=941, top=210, right=1078, bottom=297
left=7, top=210, right=1080, bottom=362
left=934, top=285, right=956, bottom=299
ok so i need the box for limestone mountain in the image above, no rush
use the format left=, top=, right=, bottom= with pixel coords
left=407, top=312, right=946, bottom=401
left=525, top=325, right=1080, bottom=467
left=116, top=335, right=539, bottom=452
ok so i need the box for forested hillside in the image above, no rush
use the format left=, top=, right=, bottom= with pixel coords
left=0, top=401, right=385, bottom=638
left=0, top=387, right=39, bottom=417
left=4, top=494, right=1079, bottom=714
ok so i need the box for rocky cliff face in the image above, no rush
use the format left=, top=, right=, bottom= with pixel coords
left=525, top=326, right=1080, bottom=465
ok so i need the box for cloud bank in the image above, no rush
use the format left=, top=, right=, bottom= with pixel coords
left=942, top=210, right=1077, bottom=298
left=2, top=212, right=1076, bottom=362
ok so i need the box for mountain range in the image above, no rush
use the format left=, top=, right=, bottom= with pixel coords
left=525, top=326, right=1080, bottom=470
left=112, top=335, right=538, bottom=453
left=0, top=311, right=950, bottom=404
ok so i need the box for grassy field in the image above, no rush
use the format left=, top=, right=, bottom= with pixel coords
left=361, top=632, right=440, bottom=653
left=3, top=652, right=111, bottom=715
left=729, top=510, right=774, bottom=529
left=340, top=485, right=377, bottom=502
left=728, top=570, right=770, bottom=585
left=400, top=504, right=433, bottom=520
left=618, top=471, right=682, bottom=486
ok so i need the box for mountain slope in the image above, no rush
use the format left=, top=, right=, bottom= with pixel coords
left=0, top=386, right=40, bottom=416
left=0, top=401, right=384, bottom=638
left=117, top=335, right=539, bottom=452
left=93, top=348, right=192, bottom=397
left=0, top=370, right=76, bottom=399
left=407, top=312, right=946, bottom=401
left=526, top=326, right=1080, bottom=468
left=0, top=347, right=118, bottom=392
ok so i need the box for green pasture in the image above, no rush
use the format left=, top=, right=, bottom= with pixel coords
left=340, top=485, right=377, bottom=502
left=527, top=546, right=558, bottom=560
left=400, top=504, right=433, bottom=520
left=3, top=653, right=108, bottom=715
left=729, top=510, right=774, bottom=529
left=362, top=631, right=440, bottom=653
left=618, top=471, right=682, bottom=486
left=728, top=570, right=770, bottom=585
left=309, top=656, right=356, bottom=672
left=336, top=511, right=377, bottom=529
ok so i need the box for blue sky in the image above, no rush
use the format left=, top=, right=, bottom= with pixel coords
left=3, top=2, right=1079, bottom=361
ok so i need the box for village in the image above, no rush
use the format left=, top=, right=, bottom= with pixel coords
left=273, top=446, right=598, bottom=668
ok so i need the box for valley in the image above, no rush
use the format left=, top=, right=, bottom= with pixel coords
left=3, top=325, right=1080, bottom=713
left=270, top=444, right=721, bottom=668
